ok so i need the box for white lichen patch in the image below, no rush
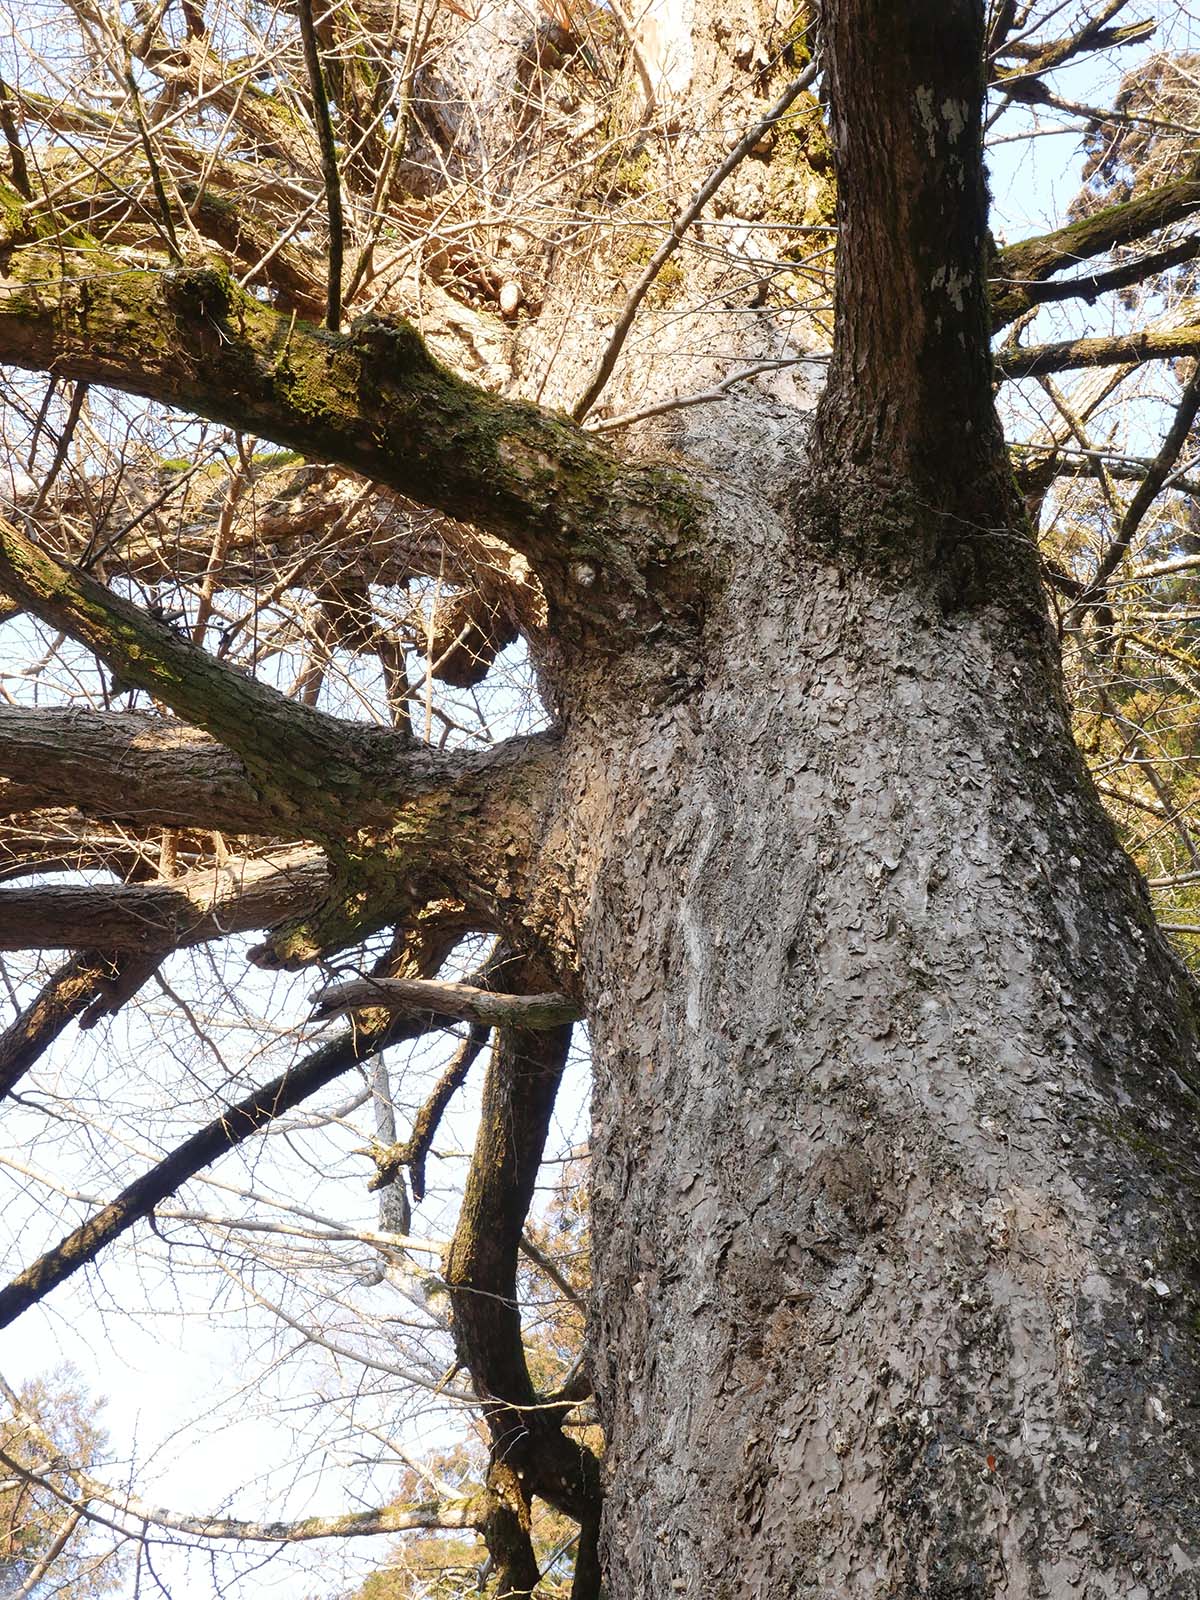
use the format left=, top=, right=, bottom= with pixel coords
left=940, top=98, right=969, bottom=141
left=929, top=263, right=972, bottom=312
left=914, top=89, right=969, bottom=155
left=914, top=86, right=939, bottom=157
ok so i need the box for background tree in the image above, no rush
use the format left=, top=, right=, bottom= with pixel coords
left=0, top=1370, right=123, bottom=1598
left=4, top=0, right=1200, bottom=1594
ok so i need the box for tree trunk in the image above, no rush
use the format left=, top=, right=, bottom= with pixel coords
left=577, top=507, right=1200, bottom=1593
left=7, top=0, right=1200, bottom=1590
left=565, top=5, right=1200, bottom=1587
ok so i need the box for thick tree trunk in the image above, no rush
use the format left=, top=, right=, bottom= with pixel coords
left=572, top=493, right=1200, bottom=1593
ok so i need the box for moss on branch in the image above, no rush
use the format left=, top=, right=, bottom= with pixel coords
left=992, top=171, right=1200, bottom=327
left=0, top=207, right=706, bottom=611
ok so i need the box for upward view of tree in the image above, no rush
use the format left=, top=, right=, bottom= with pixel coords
left=6, top=0, right=1200, bottom=1591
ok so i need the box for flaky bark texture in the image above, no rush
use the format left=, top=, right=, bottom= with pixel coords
left=580, top=515, right=1200, bottom=1596
left=568, top=5, right=1200, bottom=1594
left=8, top=0, right=1200, bottom=1591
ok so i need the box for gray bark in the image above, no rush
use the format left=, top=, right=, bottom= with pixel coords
left=6, top=0, right=1200, bottom=1591
left=572, top=474, right=1200, bottom=1594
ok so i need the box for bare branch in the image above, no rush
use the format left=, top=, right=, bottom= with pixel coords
left=570, top=63, right=819, bottom=422
left=1069, top=361, right=1200, bottom=614
left=0, top=847, right=329, bottom=951
left=997, top=324, right=1200, bottom=380
left=992, top=0, right=1153, bottom=95
left=0, top=1424, right=479, bottom=1542
left=310, top=974, right=580, bottom=1029
left=295, top=0, right=343, bottom=329
left=443, top=977, right=599, bottom=1524
left=0, top=707, right=270, bottom=833
left=0, top=995, right=465, bottom=1329
left=0, top=517, right=434, bottom=831
left=992, top=170, right=1200, bottom=328
left=365, top=1022, right=490, bottom=1203
left=0, top=950, right=160, bottom=1098
left=993, top=236, right=1200, bottom=327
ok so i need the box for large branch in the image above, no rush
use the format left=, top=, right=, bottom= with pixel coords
left=0, top=725, right=561, bottom=967
left=992, top=171, right=1200, bottom=328
left=817, top=3, right=999, bottom=484
left=0, top=847, right=329, bottom=951
left=0, top=220, right=704, bottom=604
left=442, top=970, right=602, bottom=1560
left=0, top=518, right=451, bottom=832
left=998, top=325, right=1200, bottom=380
left=0, top=707, right=272, bottom=833
left=991, top=236, right=1200, bottom=329
left=814, top=0, right=1029, bottom=604
left=991, top=1, right=1153, bottom=94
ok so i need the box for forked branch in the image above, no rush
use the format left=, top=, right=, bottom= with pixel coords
left=0, top=219, right=704, bottom=603
left=311, top=973, right=580, bottom=1029
left=0, top=993, right=478, bottom=1330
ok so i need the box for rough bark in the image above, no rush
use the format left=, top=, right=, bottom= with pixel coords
left=579, top=524, right=1200, bottom=1595
left=0, top=847, right=330, bottom=951
left=6, top=0, right=1200, bottom=1593
left=560, top=4, right=1200, bottom=1594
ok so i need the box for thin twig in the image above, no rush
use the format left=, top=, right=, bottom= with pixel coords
left=122, top=61, right=182, bottom=264
left=589, top=357, right=811, bottom=431
left=571, top=61, right=819, bottom=420
left=297, top=0, right=344, bottom=329
left=1069, top=361, right=1200, bottom=618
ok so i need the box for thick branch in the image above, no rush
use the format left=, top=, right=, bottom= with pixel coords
left=992, top=236, right=1200, bottom=329
left=0, top=517, right=443, bottom=830
left=816, top=0, right=1005, bottom=504
left=0, top=707, right=271, bottom=832
left=443, top=982, right=601, bottom=1540
left=244, top=732, right=561, bottom=972
left=992, top=1, right=1152, bottom=92
left=0, top=847, right=329, bottom=951
left=992, top=173, right=1200, bottom=327
left=813, top=0, right=1031, bottom=609
left=998, top=325, right=1200, bottom=380
left=311, top=974, right=579, bottom=1029
left=0, top=225, right=703, bottom=598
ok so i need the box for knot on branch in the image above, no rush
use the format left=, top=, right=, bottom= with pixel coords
left=163, top=261, right=234, bottom=328
left=350, top=314, right=436, bottom=380
left=357, top=1137, right=413, bottom=1192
